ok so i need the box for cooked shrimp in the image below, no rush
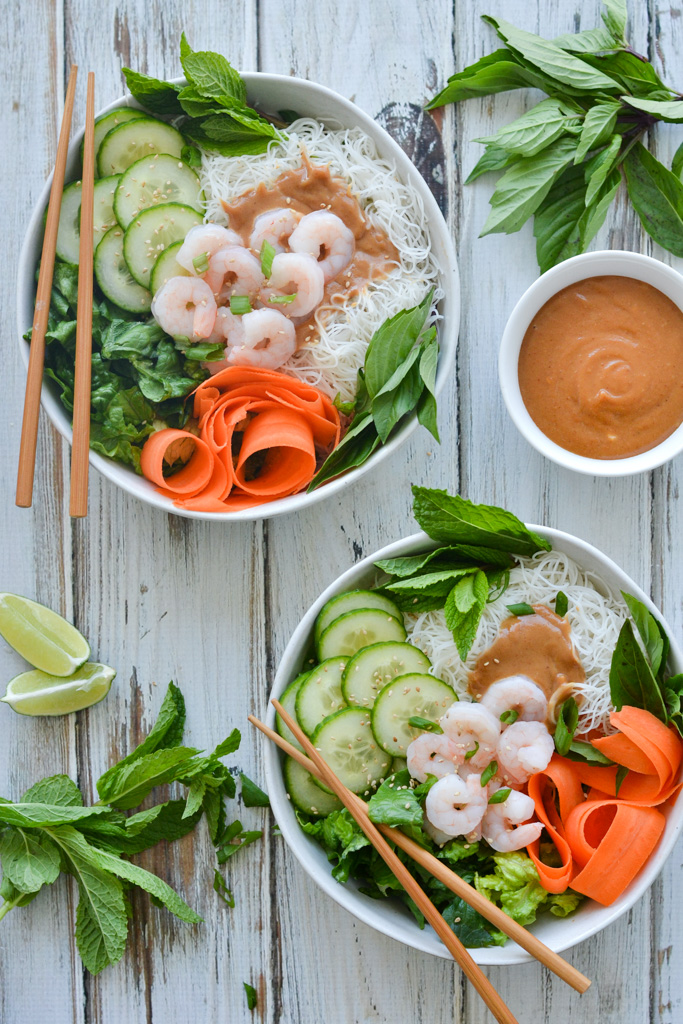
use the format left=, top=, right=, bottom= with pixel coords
left=261, top=252, right=325, bottom=318
left=203, top=308, right=245, bottom=373
left=481, top=789, right=543, bottom=852
left=204, top=246, right=265, bottom=302
left=422, top=813, right=454, bottom=848
left=289, top=210, right=355, bottom=282
left=496, top=720, right=554, bottom=784
left=176, top=224, right=242, bottom=274
left=226, top=308, right=296, bottom=370
left=249, top=207, right=302, bottom=254
left=480, top=676, right=548, bottom=725
left=424, top=772, right=488, bottom=838
left=151, top=276, right=217, bottom=340
left=406, top=733, right=458, bottom=783
left=439, top=702, right=501, bottom=771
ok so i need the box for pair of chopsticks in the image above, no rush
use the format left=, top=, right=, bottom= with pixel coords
left=250, top=705, right=591, bottom=1024
left=16, top=65, right=95, bottom=518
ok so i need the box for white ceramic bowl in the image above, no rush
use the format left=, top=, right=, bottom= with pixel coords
left=17, top=75, right=458, bottom=520
left=264, top=525, right=683, bottom=964
left=498, top=250, right=683, bottom=476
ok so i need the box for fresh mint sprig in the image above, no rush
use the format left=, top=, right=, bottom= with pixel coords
left=0, top=682, right=263, bottom=974
left=427, top=0, right=683, bottom=269
left=123, top=34, right=282, bottom=157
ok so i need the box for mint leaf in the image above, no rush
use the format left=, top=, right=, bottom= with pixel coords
left=444, top=571, right=488, bottom=660
left=179, top=36, right=247, bottom=104
left=412, top=488, right=550, bottom=555
left=625, top=143, right=683, bottom=258
left=122, top=69, right=183, bottom=116
left=100, top=682, right=186, bottom=783
left=483, top=16, right=620, bottom=92
left=0, top=803, right=110, bottom=828
left=240, top=774, right=270, bottom=808
left=477, top=98, right=580, bottom=156
left=609, top=619, right=667, bottom=721
left=22, top=774, right=83, bottom=806
left=481, top=136, right=578, bottom=235
left=214, top=729, right=241, bottom=758
left=96, top=746, right=200, bottom=810
left=214, top=869, right=235, bottom=907
left=0, top=829, right=60, bottom=892
left=215, top=821, right=262, bottom=864
left=183, top=779, right=207, bottom=819
left=244, top=982, right=258, bottom=1011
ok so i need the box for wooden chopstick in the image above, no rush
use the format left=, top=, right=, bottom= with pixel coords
left=249, top=713, right=591, bottom=995
left=270, top=701, right=520, bottom=1024
left=16, top=65, right=78, bottom=508
left=69, top=71, right=96, bottom=518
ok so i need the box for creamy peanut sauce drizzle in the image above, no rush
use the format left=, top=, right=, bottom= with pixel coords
left=220, top=153, right=399, bottom=346
left=467, top=604, right=586, bottom=726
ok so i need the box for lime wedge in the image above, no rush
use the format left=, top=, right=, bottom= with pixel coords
left=1, top=662, right=115, bottom=716
left=0, top=594, right=90, bottom=676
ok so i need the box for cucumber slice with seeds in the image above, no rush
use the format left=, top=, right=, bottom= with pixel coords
left=114, top=154, right=203, bottom=228
left=94, top=226, right=152, bottom=312
left=371, top=673, right=456, bottom=757
left=149, top=240, right=191, bottom=295
left=342, top=641, right=431, bottom=709
left=295, top=657, right=348, bottom=736
left=83, top=107, right=147, bottom=168
left=311, top=707, right=392, bottom=795
left=97, top=117, right=185, bottom=176
left=123, top=203, right=202, bottom=287
left=276, top=672, right=309, bottom=754
left=315, top=589, right=402, bottom=647
left=317, top=607, right=406, bottom=661
left=55, top=181, right=83, bottom=264
left=92, top=175, right=122, bottom=245
left=284, top=756, right=343, bottom=816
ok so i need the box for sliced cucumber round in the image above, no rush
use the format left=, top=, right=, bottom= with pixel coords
left=114, top=154, right=203, bottom=228
left=97, top=116, right=185, bottom=176
left=312, top=708, right=392, bottom=795
left=371, top=673, right=456, bottom=757
left=295, top=657, right=348, bottom=737
left=315, top=589, right=402, bottom=647
left=55, top=181, right=83, bottom=264
left=276, top=672, right=309, bottom=754
left=92, top=175, right=122, bottom=246
left=123, top=203, right=202, bottom=287
left=317, top=607, right=406, bottom=662
left=284, top=756, right=342, bottom=816
left=85, top=107, right=147, bottom=168
left=341, top=641, right=432, bottom=709
left=94, top=226, right=152, bottom=313
left=149, top=240, right=191, bottom=295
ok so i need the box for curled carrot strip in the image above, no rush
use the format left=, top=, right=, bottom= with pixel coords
left=140, top=429, right=215, bottom=497
left=526, top=755, right=584, bottom=893
left=564, top=800, right=665, bottom=906
left=141, top=366, right=341, bottom=512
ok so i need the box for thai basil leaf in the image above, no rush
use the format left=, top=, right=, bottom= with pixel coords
left=412, top=487, right=550, bottom=555
left=364, top=291, right=432, bottom=398
left=427, top=49, right=553, bottom=108
left=481, top=137, right=578, bottom=235
left=621, top=592, right=666, bottom=677
left=574, top=100, right=620, bottom=162
left=622, top=97, right=683, bottom=123
left=553, top=698, right=579, bottom=756
left=625, top=143, right=683, bottom=258
left=476, top=98, right=581, bottom=157
left=466, top=144, right=518, bottom=183
left=672, top=142, right=683, bottom=180
left=609, top=619, right=667, bottom=721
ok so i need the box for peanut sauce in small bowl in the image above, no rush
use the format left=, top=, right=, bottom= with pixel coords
left=499, top=251, right=683, bottom=476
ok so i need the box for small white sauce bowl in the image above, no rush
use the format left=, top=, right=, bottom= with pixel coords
left=17, top=75, right=458, bottom=521
left=498, top=250, right=683, bottom=476
left=264, top=526, right=683, bottom=964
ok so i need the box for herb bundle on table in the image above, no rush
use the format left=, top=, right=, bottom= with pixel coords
left=428, top=0, right=683, bottom=270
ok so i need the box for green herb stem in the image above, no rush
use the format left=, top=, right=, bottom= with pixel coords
left=0, top=896, right=20, bottom=923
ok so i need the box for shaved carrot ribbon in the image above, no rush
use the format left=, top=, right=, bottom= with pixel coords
left=140, top=367, right=340, bottom=511
left=527, top=707, right=682, bottom=905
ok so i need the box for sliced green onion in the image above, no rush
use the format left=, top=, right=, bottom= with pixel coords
left=555, top=591, right=569, bottom=617
left=268, top=292, right=297, bottom=305
left=506, top=602, right=535, bottom=617
left=499, top=708, right=519, bottom=725
left=488, top=787, right=511, bottom=804
left=192, top=251, right=210, bottom=274
left=260, top=239, right=276, bottom=278
left=230, top=295, right=252, bottom=315
left=464, top=741, right=479, bottom=761
left=481, top=760, right=498, bottom=786
left=408, top=716, right=443, bottom=733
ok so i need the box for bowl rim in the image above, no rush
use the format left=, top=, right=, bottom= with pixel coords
left=498, top=249, right=683, bottom=477
left=16, top=72, right=459, bottom=521
left=263, top=524, right=683, bottom=964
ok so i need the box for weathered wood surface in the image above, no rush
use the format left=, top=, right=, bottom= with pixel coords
left=1, top=1, right=682, bottom=1022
